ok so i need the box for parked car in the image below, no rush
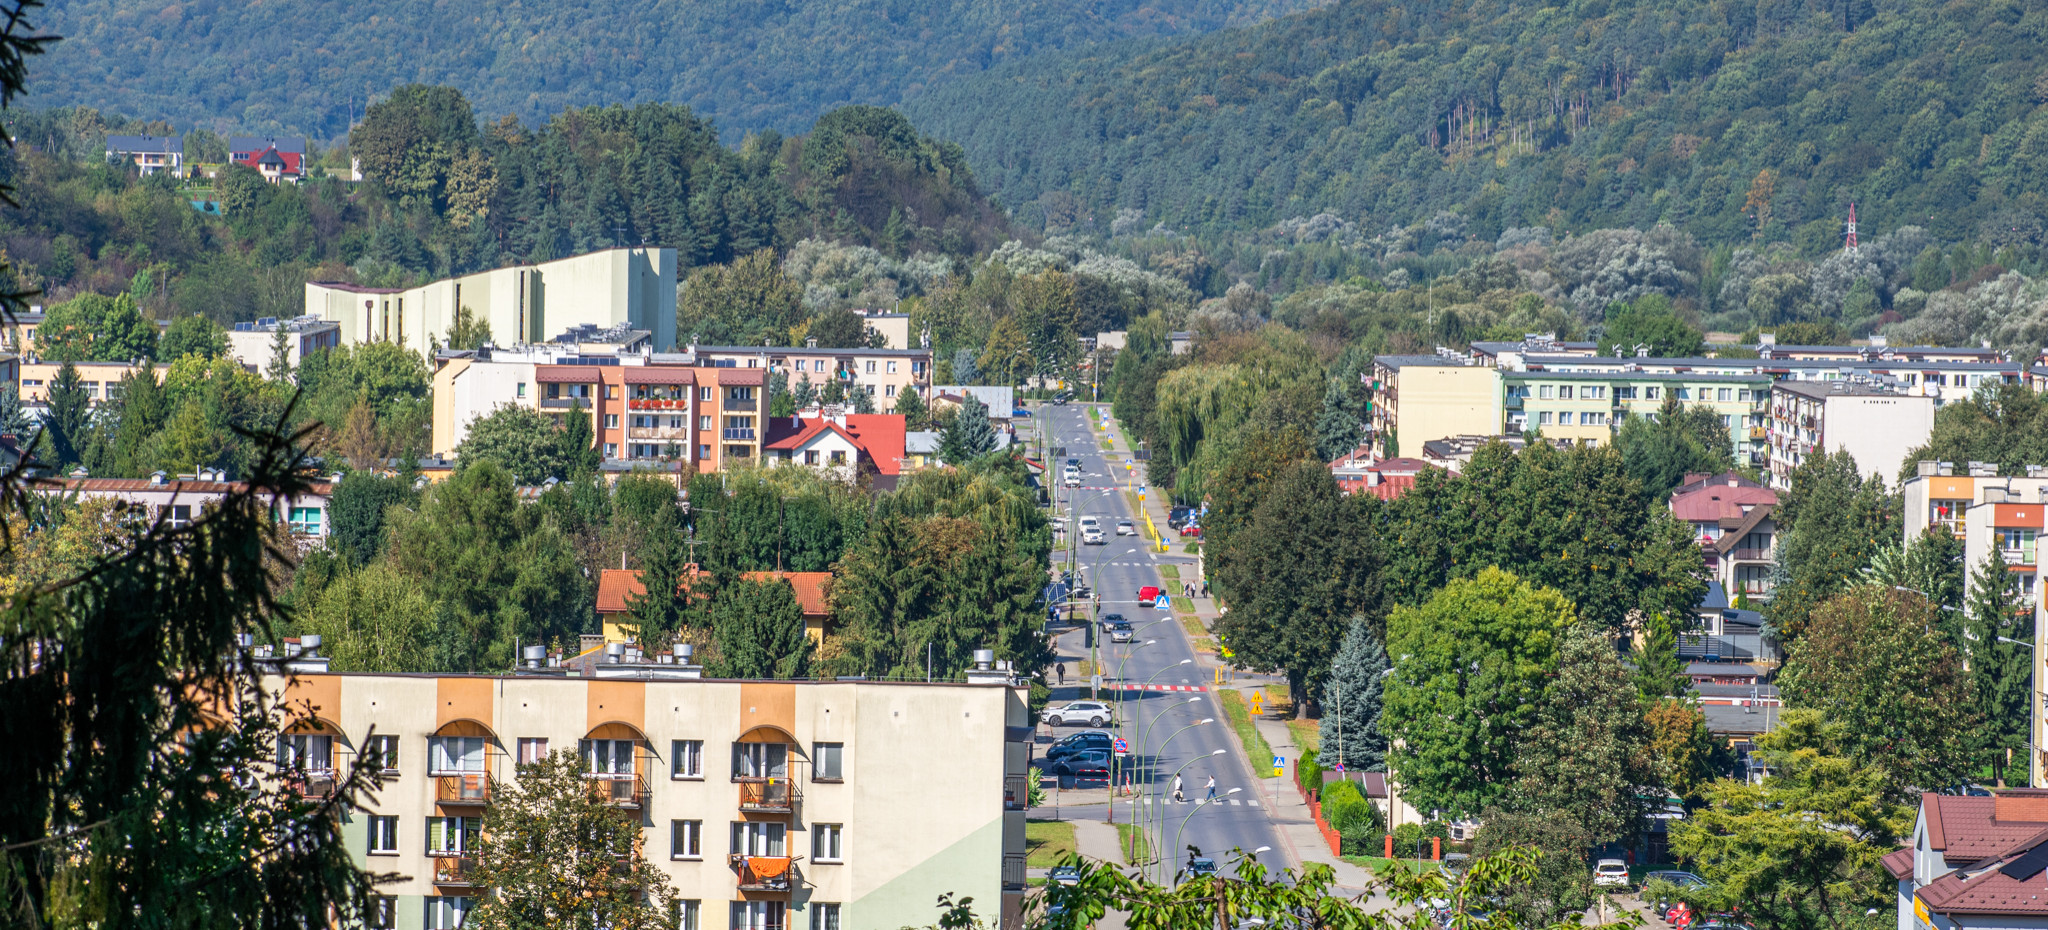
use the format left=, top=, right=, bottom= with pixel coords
left=1048, top=865, right=1082, bottom=886
left=1179, top=522, right=1203, bottom=537
left=1168, top=506, right=1191, bottom=529
left=1108, top=621, right=1134, bottom=643
left=1186, top=856, right=1218, bottom=879
left=1592, top=859, right=1631, bottom=888
left=1438, top=853, right=1472, bottom=881
left=1045, top=731, right=1114, bottom=761
left=1013, top=407, right=1033, bottom=418
left=1072, top=580, right=1093, bottom=600
left=1042, top=701, right=1115, bottom=727
left=1052, top=749, right=1111, bottom=780
left=1116, top=519, right=1136, bottom=536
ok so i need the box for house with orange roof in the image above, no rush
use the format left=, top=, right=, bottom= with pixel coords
left=594, top=567, right=835, bottom=644
left=1887, top=789, right=2048, bottom=930
left=763, top=411, right=908, bottom=489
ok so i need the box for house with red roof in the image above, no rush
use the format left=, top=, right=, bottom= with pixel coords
left=229, top=136, right=306, bottom=182
left=763, top=411, right=908, bottom=489
left=594, top=567, right=835, bottom=644
left=1887, top=789, right=2048, bottom=930
left=1327, top=444, right=1433, bottom=500
left=1669, top=471, right=1779, bottom=600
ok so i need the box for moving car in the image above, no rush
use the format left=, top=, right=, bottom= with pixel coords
left=1042, top=701, right=1115, bottom=727
left=1052, top=392, right=1072, bottom=405
left=1013, top=407, right=1032, bottom=418
left=1048, top=865, right=1082, bottom=886
left=1098, top=612, right=1125, bottom=628
left=1138, top=585, right=1163, bottom=603
left=1186, top=857, right=1218, bottom=879
left=1082, top=527, right=1105, bottom=545
left=1116, top=519, right=1135, bottom=536
left=1051, top=749, right=1110, bottom=781
left=1045, top=731, right=1114, bottom=761
left=1078, top=516, right=1101, bottom=531
left=1592, top=859, right=1631, bottom=888
left=1108, top=621, right=1134, bottom=643
left=1064, top=473, right=1081, bottom=489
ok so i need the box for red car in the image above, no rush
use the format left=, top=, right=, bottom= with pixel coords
left=1138, top=585, right=1162, bottom=603
left=1179, top=523, right=1202, bottom=537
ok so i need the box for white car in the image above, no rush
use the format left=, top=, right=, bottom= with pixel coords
left=1078, top=516, right=1101, bottom=532
left=1115, top=520, right=1135, bottom=536
left=1082, top=527, right=1106, bottom=545
left=1592, top=859, right=1630, bottom=888
left=1063, top=472, right=1081, bottom=488
left=1042, top=701, right=1114, bottom=727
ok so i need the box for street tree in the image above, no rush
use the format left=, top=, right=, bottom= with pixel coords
left=1509, top=624, right=1653, bottom=845
left=1632, top=614, right=1689, bottom=701
left=1768, top=450, right=1898, bottom=639
left=1323, top=615, right=1390, bottom=772
left=1645, top=699, right=1726, bottom=804
left=1469, top=809, right=1597, bottom=927
left=1384, top=567, right=1570, bottom=818
left=467, top=750, right=680, bottom=930
left=1964, top=550, right=2032, bottom=783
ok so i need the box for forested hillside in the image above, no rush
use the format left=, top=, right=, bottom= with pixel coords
left=28, top=0, right=1325, bottom=140
left=907, top=0, right=2048, bottom=249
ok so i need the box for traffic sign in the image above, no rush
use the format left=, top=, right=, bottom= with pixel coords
left=1153, top=595, right=1170, bottom=610
left=1272, top=755, right=1285, bottom=778
left=1112, top=737, right=1130, bottom=754
left=1251, top=691, right=1263, bottom=715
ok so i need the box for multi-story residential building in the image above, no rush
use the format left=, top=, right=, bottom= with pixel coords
left=1961, top=498, right=2043, bottom=611
left=1669, top=472, right=1778, bottom=599
left=1466, top=334, right=1600, bottom=368
left=1884, top=788, right=2048, bottom=930
left=1766, top=380, right=1934, bottom=490
left=32, top=471, right=333, bottom=538
left=695, top=345, right=932, bottom=407
left=1902, top=461, right=2048, bottom=544
left=1755, top=338, right=2006, bottom=364
left=1512, top=352, right=2019, bottom=408
left=262, top=651, right=1032, bottom=930
left=432, top=334, right=766, bottom=472
left=858, top=313, right=913, bottom=351
left=1369, top=355, right=1504, bottom=456
left=18, top=358, right=149, bottom=406
left=225, top=316, right=343, bottom=371
left=307, top=247, right=678, bottom=360
left=105, top=134, right=184, bottom=176
left=1505, top=371, right=1771, bottom=458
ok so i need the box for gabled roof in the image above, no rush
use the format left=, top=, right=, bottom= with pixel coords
left=1914, top=822, right=2048, bottom=915
left=106, top=134, right=182, bottom=154
left=595, top=567, right=831, bottom=617
left=1925, top=793, right=2048, bottom=864
left=1670, top=473, right=1778, bottom=523
left=228, top=136, right=306, bottom=154
left=763, top=414, right=907, bottom=476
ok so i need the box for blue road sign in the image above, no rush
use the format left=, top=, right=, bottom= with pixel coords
left=1112, top=737, right=1130, bottom=754
left=1154, top=595, right=1170, bottom=609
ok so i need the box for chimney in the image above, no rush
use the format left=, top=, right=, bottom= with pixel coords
left=674, top=642, right=703, bottom=678
left=973, top=649, right=994, bottom=671
left=1727, top=476, right=1738, bottom=488
left=1919, top=460, right=1939, bottom=478
left=1938, top=461, right=1955, bottom=477
left=299, top=634, right=321, bottom=656
left=522, top=644, right=546, bottom=669
left=605, top=642, right=625, bottom=664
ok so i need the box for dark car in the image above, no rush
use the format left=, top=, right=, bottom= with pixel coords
left=1052, top=393, right=1071, bottom=406
left=1048, top=865, right=1081, bottom=886
left=1168, top=507, right=1192, bottom=529
left=1052, top=749, right=1111, bottom=781
left=1066, top=458, right=1082, bottom=469
left=1013, top=407, right=1033, bottom=418
left=1045, top=731, right=1113, bottom=761
left=1098, top=612, right=1126, bottom=628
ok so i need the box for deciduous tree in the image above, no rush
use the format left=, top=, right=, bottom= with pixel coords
left=1768, top=450, right=1898, bottom=640
left=1509, top=624, right=1653, bottom=845
left=468, top=750, right=679, bottom=930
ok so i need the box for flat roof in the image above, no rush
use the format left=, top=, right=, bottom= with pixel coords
left=1376, top=355, right=1474, bottom=369
left=277, top=669, right=1021, bottom=688
left=1506, top=370, right=1767, bottom=383
left=1773, top=380, right=1918, bottom=399
left=693, top=345, right=933, bottom=357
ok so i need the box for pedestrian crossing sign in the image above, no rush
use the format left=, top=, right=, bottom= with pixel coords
left=1272, top=755, right=1284, bottom=777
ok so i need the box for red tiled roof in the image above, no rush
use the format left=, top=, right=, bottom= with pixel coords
left=1669, top=480, right=1779, bottom=522
left=842, top=414, right=906, bottom=476
left=715, top=368, right=767, bottom=386
left=623, top=367, right=696, bottom=385
left=1882, top=847, right=1915, bottom=881
left=764, top=418, right=847, bottom=453
left=535, top=366, right=601, bottom=383
left=1916, top=827, right=2048, bottom=916
left=1927, top=793, right=2048, bottom=863
left=595, top=567, right=831, bottom=617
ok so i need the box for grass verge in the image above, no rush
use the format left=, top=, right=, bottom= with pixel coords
left=1026, top=819, right=1079, bottom=868
left=1158, top=564, right=1181, bottom=581
left=1114, top=822, right=1152, bottom=866
left=1216, top=690, right=1275, bottom=774
left=1286, top=718, right=1320, bottom=755
left=1178, top=614, right=1208, bottom=638
left=1343, top=856, right=1430, bottom=875
left=1171, top=596, right=1195, bottom=612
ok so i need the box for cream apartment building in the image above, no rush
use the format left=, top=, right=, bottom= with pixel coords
left=1766, top=380, right=1934, bottom=490
left=1368, top=355, right=1503, bottom=456
left=692, top=346, right=932, bottom=407
left=266, top=652, right=1031, bottom=930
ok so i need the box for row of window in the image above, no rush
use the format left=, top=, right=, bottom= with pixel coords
left=366, top=815, right=846, bottom=864
left=525, top=384, right=761, bottom=403
left=794, top=358, right=899, bottom=375
left=1533, top=411, right=1609, bottom=426
left=403, top=896, right=837, bottom=930
left=1529, top=384, right=1758, bottom=402
left=285, top=735, right=845, bottom=781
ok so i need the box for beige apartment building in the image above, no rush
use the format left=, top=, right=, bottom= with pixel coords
left=1369, top=355, right=1503, bottom=456
left=267, top=652, right=1031, bottom=930
left=19, top=358, right=151, bottom=405
left=306, top=247, right=677, bottom=360
left=692, top=346, right=932, bottom=408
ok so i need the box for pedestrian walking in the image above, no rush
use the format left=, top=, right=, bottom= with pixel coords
left=1172, top=774, right=1185, bottom=803
left=1056, top=662, right=1067, bottom=685
left=1204, top=775, right=1216, bottom=801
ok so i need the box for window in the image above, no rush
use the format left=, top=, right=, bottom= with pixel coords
left=424, top=896, right=472, bottom=930
left=699, top=444, right=711, bottom=459
left=814, top=742, right=843, bottom=780
left=516, top=382, right=527, bottom=398
left=607, top=385, right=620, bottom=399
left=864, top=361, right=876, bottom=374
left=865, top=385, right=876, bottom=395
left=1582, top=385, right=1604, bottom=400
left=730, top=821, right=787, bottom=856
left=1538, top=385, right=1554, bottom=399
left=367, top=896, right=396, bottom=929
left=517, top=738, right=549, bottom=766
left=828, top=450, right=846, bottom=466
left=675, top=901, right=701, bottom=930
left=428, top=737, right=485, bottom=774
left=365, top=734, right=399, bottom=772
left=811, top=903, right=842, bottom=930
left=887, top=361, right=898, bottom=374
left=670, top=416, right=686, bottom=429
left=1579, top=412, right=1606, bottom=426
left=796, top=360, right=808, bottom=372
left=279, top=734, right=333, bottom=772
left=583, top=739, right=636, bottom=775
left=427, top=817, right=481, bottom=855
left=731, top=902, right=786, bottom=930
left=671, top=820, right=703, bottom=859
left=1537, top=411, right=1553, bottom=426
left=813, top=824, right=843, bottom=862
left=886, top=385, right=897, bottom=397
left=604, top=414, right=619, bottom=429
left=288, top=507, right=322, bottom=535
left=1558, top=385, right=1574, bottom=400
left=1737, top=389, right=1751, bottom=402
left=733, top=742, right=788, bottom=779
left=672, top=740, right=703, bottom=778
left=804, top=450, right=820, bottom=465
left=699, top=415, right=713, bottom=430
left=603, top=442, right=618, bottom=457
left=369, top=815, right=399, bottom=855
left=1718, top=388, right=1733, bottom=402
left=634, top=415, right=651, bottom=429
left=1675, top=387, right=1691, bottom=400
left=700, top=387, right=713, bottom=401
left=1645, top=386, right=1661, bottom=400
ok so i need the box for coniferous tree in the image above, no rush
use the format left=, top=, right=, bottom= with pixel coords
left=1324, top=616, right=1389, bottom=772
left=1964, top=551, right=2031, bottom=781
left=626, top=524, right=690, bottom=650
left=0, top=384, right=32, bottom=437
left=792, top=374, right=818, bottom=408
left=848, top=385, right=876, bottom=414
left=1633, top=614, right=1690, bottom=701
left=1312, top=377, right=1365, bottom=462
left=1510, top=624, right=1655, bottom=845
left=265, top=325, right=294, bottom=383
left=46, top=359, right=92, bottom=468
left=561, top=398, right=599, bottom=477
left=709, top=577, right=813, bottom=679
left=893, top=385, right=928, bottom=429
left=938, top=394, right=997, bottom=463
left=1768, top=450, right=1898, bottom=640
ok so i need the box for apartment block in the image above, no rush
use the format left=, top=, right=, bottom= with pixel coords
left=225, top=315, right=343, bottom=371
left=432, top=335, right=766, bottom=473
left=307, top=247, right=677, bottom=360
left=32, top=472, right=333, bottom=537
left=1669, top=472, right=1778, bottom=600
left=694, top=346, right=932, bottom=408
left=1369, top=355, right=1503, bottom=455
left=1902, top=461, right=2048, bottom=544
left=1765, top=380, right=1934, bottom=490
left=265, top=651, right=1031, bottom=930
left=1505, top=371, right=1770, bottom=458
left=18, top=358, right=150, bottom=406
left=1506, top=351, right=2018, bottom=408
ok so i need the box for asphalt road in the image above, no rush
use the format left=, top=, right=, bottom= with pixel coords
left=1033, top=401, right=1285, bottom=882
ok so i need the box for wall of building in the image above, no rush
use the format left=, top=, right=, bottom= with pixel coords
left=19, top=360, right=156, bottom=404
left=1390, top=366, right=1502, bottom=451
left=1823, top=395, right=1935, bottom=485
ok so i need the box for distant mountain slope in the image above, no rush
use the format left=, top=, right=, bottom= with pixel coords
left=906, top=0, right=2048, bottom=248
left=26, top=0, right=1326, bottom=139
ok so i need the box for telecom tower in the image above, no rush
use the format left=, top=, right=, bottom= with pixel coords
left=1844, top=203, right=1859, bottom=254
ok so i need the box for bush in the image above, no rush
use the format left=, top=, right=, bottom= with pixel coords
left=1392, top=822, right=1425, bottom=852
left=1298, top=746, right=1323, bottom=796
left=1321, top=777, right=1386, bottom=855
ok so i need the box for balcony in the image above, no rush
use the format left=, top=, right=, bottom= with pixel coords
left=722, top=428, right=757, bottom=441
left=737, top=779, right=802, bottom=813
left=2002, top=547, right=2038, bottom=567
left=725, top=398, right=758, bottom=413
left=287, top=770, right=338, bottom=800
left=1504, top=395, right=1524, bottom=410
left=586, top=772, right=649, bottom=808
left=435, top=773, right=491, bottom=807
left=1002, top=854, right=1026, bottom=892
left=1726, top=547, right=1773, bottom=563
left=1004, top=774, right=1030, bottom=811
left=627, top=426, right=693, bottom=441
left=628, top=398, right=687, bottom=410
left=432, top=855, right=477, bottom=887
left=729, top=854, right=800, bottom=892
left=1748, top=426, right=1766, bottom=440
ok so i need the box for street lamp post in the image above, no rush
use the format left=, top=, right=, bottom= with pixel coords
left=1152, top=746, right=1225, bottom=884
left=1172, top=787, right=1243, bottom=884
left=1125, top=710, right=1205, bottom=866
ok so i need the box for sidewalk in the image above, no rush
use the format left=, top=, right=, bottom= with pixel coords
left=1250, top=713, right=1374, bottom=892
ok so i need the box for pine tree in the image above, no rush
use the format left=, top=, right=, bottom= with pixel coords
left=560, top=398, right=599, bottom=477
left=1324, top=616, right=1389, bottom=772
left=848, top=385, right=875, bottom=414
left=1964, top=551, right=2031, bottom=781
left=0, top=384, right=33, bottom=437
left=950, top=347, right=979, bottom=386
left=46, top=359, right=92, bottom=468
left=266, top=325, right=294, bottom=382
left=626, top=524, right=689, bottom=649
left=893, top=385, right=928, bottom=429
left=1633, top=614, right=1689, bottom=700
left=938, top=394, right=997, bottom=463
left=1312, top=377, right=1365, bottom=462
left=793, top=374, right=818, bottom=408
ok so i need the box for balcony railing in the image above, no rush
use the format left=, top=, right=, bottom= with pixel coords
left=432, top=855, right=477, bottom=887
left=738, top=779, right=802, bottom=812
left=1004, top=774, right=1030, bottom=811
left=725, top=398, right=758, bottom=413
left=1748, top=426, right=1766, bottom=440
left=722, top=428, right=757, bottom=441
left=1726, top=547, right=1773, bottom=562
left=287, top=770, right=338, bottom=800
left=586, top=772, right=649, bottom=808
left=435, top=773, right=491, bottom=806
left=729, top=854, right=801, bottom=891
left=2003, top=547, right=2038, bottom=566
left=1002, top=854, right=1027, bottom=892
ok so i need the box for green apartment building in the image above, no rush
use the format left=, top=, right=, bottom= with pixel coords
left=1504, top=371, right=1772, bottom=462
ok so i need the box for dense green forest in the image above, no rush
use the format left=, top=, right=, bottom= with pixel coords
left=907, top=0, right=2048, bottom=250
left=1, top=90, right=1009, bottom=316
left=27, top=0, right=1325, bottom=140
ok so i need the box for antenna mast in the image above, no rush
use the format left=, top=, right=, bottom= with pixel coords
left=1844, top=202, right=1859, bottom=255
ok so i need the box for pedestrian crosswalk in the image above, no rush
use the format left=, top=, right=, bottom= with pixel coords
left=1136, top=797, right=1260, bottom=807
left=1111, top=684, right=1207, bottom=692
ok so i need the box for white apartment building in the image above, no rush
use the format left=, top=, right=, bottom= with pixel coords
left=1766, top=380, right=1934, bottom=490
left=262, top=650, right=1031, bottom=930
left=225, top=316, right=343, bottom=371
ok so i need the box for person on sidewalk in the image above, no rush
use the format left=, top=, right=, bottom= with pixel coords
left=1056, top=662, right=1066, bottom=685
left=1204, top=775, right=1216, bottom=801
left=1172, top=774, right=1185, bottom=803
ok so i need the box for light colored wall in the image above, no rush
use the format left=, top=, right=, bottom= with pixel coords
left=864, top=316, right=911, bottom=351
left=1823, top=395, right=1934, bottom=484
left=1392, top=366, right=1502, bottom=449
left=19, top=360, right=159, bottom=404
left=432, top=358, right=540, bottom=455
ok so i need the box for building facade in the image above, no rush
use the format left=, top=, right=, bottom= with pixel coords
left=1766, top=380, right=1934, bottom=490
left=105, top=135, right=184, bottom=176
left=308, top=248, right=678, bottom=360
left=34, top=472, right=333, bottom=538
left=1669, top=473, right=1779, bottom=599
left=226, top=316, right=343, bottom=371
left=1886, top=790, right=2048, bottom=930
left=265, top=662, right=1031, bottom=930
left=694, top=346, right=932, bottom=408
left=1504, top=371, right=1771, bottom=459
left=1369, top=356, right=1504, bottom=456
left=19, top=358, right=150, bottom=406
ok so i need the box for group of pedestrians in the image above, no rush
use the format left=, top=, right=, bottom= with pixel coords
left=1171, top=774, right=1217, bottom=802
